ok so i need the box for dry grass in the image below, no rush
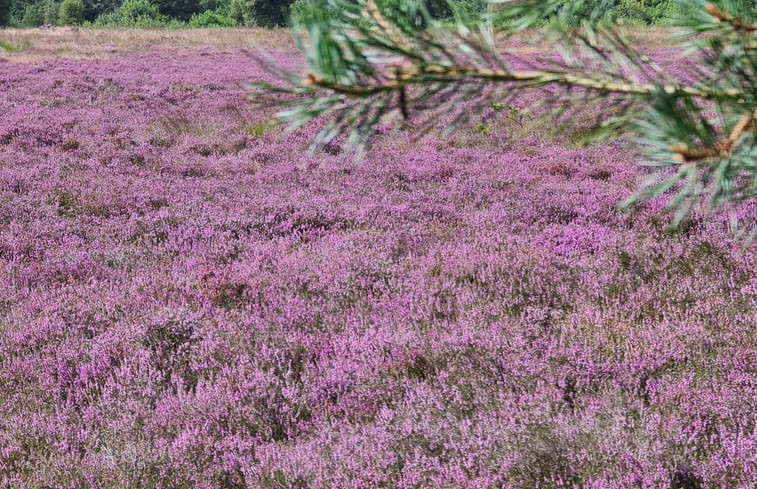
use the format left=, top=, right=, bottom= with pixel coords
left=0, top=27, right=296, bottom=62
left=0, top=26, right=678, bottom=63
left=616, top=26, right=681, bottom=48
left=495, top=26, right=678, bottom=53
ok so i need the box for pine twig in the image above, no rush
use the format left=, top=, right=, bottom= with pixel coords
left=671, top=111, right=757, bottom=162
left=365, top=0, right=411, bottom=48
left=303, top=64, right=744, bottom=100
left=705, top=3, right=757, bottom=32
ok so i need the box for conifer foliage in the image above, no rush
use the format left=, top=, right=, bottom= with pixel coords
left=255, top=0, right=757, bottom=227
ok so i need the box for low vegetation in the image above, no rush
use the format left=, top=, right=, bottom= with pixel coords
left=0, top=25, right=756, bottom=487
left=2, top=0, right=757, bottom=486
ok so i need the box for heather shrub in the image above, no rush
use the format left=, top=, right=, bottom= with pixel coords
left=58, top=0, right=83, bottom=25
left=3, top=47, right=757, bottom=486
left=7, top=1, right=757, bottom=487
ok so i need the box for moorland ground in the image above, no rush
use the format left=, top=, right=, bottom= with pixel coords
left=0, top=28, right=756, bottom=488
left=0, top=25, right=676, bottom=61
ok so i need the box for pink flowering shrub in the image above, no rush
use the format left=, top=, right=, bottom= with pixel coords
left=0, top=47, right=756, bottom=488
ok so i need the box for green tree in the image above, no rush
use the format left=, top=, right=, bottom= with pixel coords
left=0, top=0, right=11, bottom=26
left=118, top=0, right=162, bottom=21
left=230, top=0, right=295, bottom=26
left=59, top=0, right=83, bottom=24
left=255, top=0, right=757, bottom=228
left=153, top=0, right=205, bottom=21
left=43, top=0, right=59, bottom=23
left=20, top=2, right=47, bottom=26
left=289, top=0, right=486, bottom=25
left=189, top=8, right=236, bottom=26
left=83, top=0, right=122, bottom=22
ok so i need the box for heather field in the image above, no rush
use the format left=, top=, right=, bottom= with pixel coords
left=1, top=29, right=757, bottom=489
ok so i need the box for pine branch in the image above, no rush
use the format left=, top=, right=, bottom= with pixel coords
left=253, top=0, right=757, bottom=230
left=671, top=110, right=757, bottom=162
left=364, top=0, right=411, bottom=48
left=705, top=3, right=757, bottom=32
left=304, top=64, right=744, bottom=100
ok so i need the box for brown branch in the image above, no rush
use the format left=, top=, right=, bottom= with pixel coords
left=671, top=111, right=757, bottom=163
left=365, top=0, right=411, bottom=48
left=303, top=64, right=743, bottom=100
left=705, top=3, right=757, bottom=32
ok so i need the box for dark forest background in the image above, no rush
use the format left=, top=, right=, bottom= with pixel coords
left=0, top=0, right=700, bottom=29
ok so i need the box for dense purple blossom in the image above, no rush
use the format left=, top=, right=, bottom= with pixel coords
left=0, top=47, right=756, bottom=488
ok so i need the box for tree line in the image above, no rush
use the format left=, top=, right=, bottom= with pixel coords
left=0, top=0, right=483, bottom=27
left=0, top=0, right=689, bottom=29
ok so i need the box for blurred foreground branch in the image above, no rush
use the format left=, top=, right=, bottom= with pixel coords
left=252, top=0, right=757, bottom=229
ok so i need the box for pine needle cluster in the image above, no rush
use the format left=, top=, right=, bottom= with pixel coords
left=252, top=0, right=757, bottom=228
